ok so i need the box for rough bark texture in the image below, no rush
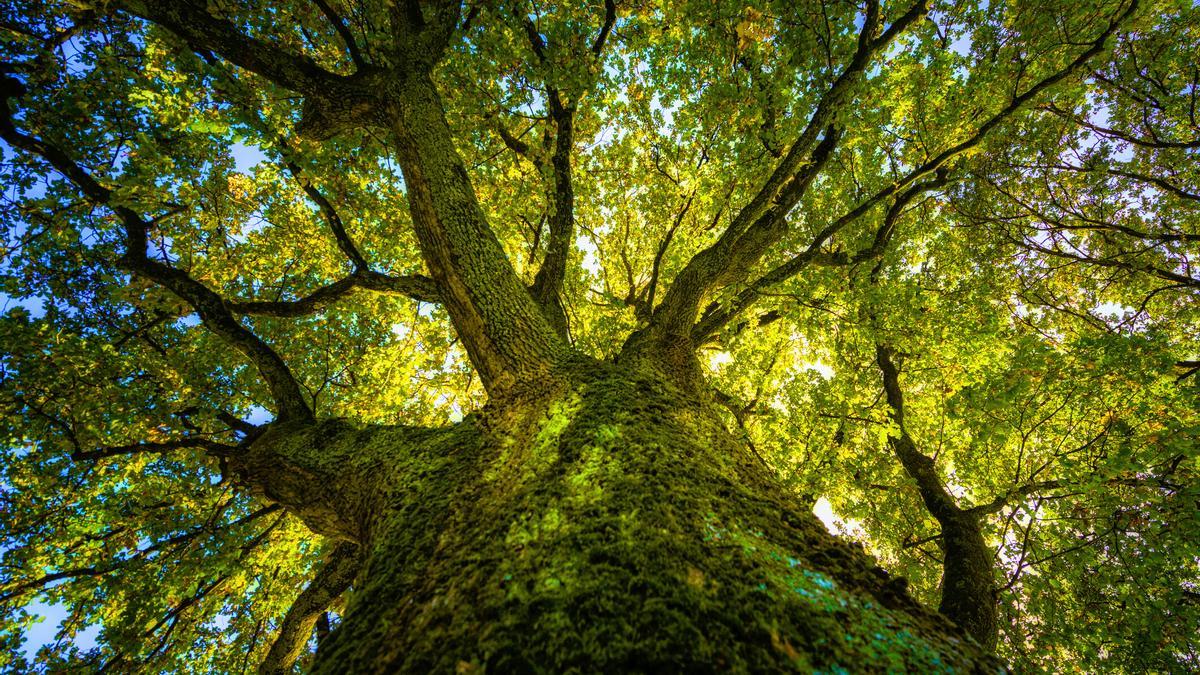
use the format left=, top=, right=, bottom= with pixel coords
left=876, top=345, right=999, bottom=649
left=388, top=73, right=568, bottom=394
left=259, top=543, right=359, bottom=674
left=249, top=361, right=1002, bottom=673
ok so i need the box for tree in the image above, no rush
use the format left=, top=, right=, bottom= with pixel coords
left=1, top=0, right=1197, bottom=671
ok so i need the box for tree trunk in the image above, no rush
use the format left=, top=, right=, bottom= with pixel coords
left=256, top=361, right=1002, bottom=673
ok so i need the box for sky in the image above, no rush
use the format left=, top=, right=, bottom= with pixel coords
left=19, top=600, right=101, bottom=662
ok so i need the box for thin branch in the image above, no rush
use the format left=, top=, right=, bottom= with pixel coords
left=311, top=0, right=367, bottom=69
left=0, top=504, right=281, bottom=606
left=642, top=192, right=695, bottom=320
left=1041, top=102, right=1200, bottom=149
left=229, top=271, right=439, bottom=317
left=280, top=158, right=369, bottom=270
left=71, top=437, right=233, bottom=462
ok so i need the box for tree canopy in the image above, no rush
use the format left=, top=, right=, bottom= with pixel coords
left=0, top=0, right=1197, bottom=671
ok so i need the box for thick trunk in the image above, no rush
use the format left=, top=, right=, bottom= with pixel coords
left=269, top=362, right=1000, bottom=673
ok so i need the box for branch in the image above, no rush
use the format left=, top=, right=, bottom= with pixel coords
left=112, top=0, right=343, bottom=95
left=694, top=170, right=948, bottom=341
left=689, top=2, right=1139, bottom=341
left=974, top=176, right=1200, bottom=287
left=875, top=343, right=999, bottom=648
left=111, top=0, right=385, bottom=140
left=258, top=151, right=442, bottom=312
left=591, top=0, right=618, bottom=56
left=875, top=344, right=961, bottom=520
left=259, top=543, right=359, bottom=675
left=311, top=0, right=367, bottom=70
left=528, top=102, right=574, bottom=338
left=0, top=76, right=314, bottom=423
left=649, top=0, right=930, bottom=340
left=525, top=1, right=621, bottom=338
left=887, top=0, right=1140, bottom=195
left=354, top=270, right=441, bottom=303
left=229, top=271, right=439, bottom=317
left=1176, top=360, right=1200, bottom=381
left=1014, top=227, right=1200, bottom=288
left=390, top=80, right=568, bottom=392
left=492, top=118, right=540, bottom=165
left=968, top=469, right=1183, bottom=516
left=1041, top=102, right=1200, bottom=149
left=217, top=411, right=262, bottom=435
left=641, top=192, right=695, bottom=321
left=280, top=157, right=369, bottom=270
left=0, top=504, right=281, bottom=606
left=70, top=437, right=233, bottom=461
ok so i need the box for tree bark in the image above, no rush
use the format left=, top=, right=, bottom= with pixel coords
left=250, top=361, right=1001, bottom=673
left=876, top=345, right=999, bottom=649
left=387, top=72, right=569, bottom=394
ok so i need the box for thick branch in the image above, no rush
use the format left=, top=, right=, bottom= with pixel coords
left=529, top=95, right=575, bottom=339
left=493, top=118, right=539, bottom=165
left=388, top=73, right=568, bottom=392
left=524, top=2, right=618, bottom=338
left=690, top=3, right=1137, bottom=342
left=111, top=0, right=343, bottom=95
left=875, top=344, right=997, bottom=649
left=259, top=543, right=359, bottom=675
left=354, top=270, right=441, bottom=303
left=694, top=171, right=948, bottom=341
left=592, top=0, right=618, bottom=55
left=111, top=0, right=387, bottom=140
left=875, top=345, right=960, bottom=520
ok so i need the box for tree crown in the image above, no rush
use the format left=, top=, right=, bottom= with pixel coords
left=1, top=0, right=1197, bottom=670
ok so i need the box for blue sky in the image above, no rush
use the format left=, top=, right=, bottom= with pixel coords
left=18, top=600, right=102, bottom=662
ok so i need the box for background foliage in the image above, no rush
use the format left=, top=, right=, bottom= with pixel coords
left=1, top=0, right=1197, bottom=671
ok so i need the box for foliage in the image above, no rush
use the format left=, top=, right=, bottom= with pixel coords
left=0, top=0, right=1197, bottom=671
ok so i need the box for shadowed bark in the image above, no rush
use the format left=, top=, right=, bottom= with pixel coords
left=259, top=543, right=360, bottom=675
left=876, top=345, right=998, bottom=649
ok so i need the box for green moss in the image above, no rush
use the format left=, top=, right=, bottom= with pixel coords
left=712, top=516, right=961, bottom=673
left=484, top=393, right=581, bottom=485
left=311, top=364, right=1002, bottom=674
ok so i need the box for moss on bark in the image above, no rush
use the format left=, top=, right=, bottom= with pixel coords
left=303, top=362, right=1002, bottom=673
